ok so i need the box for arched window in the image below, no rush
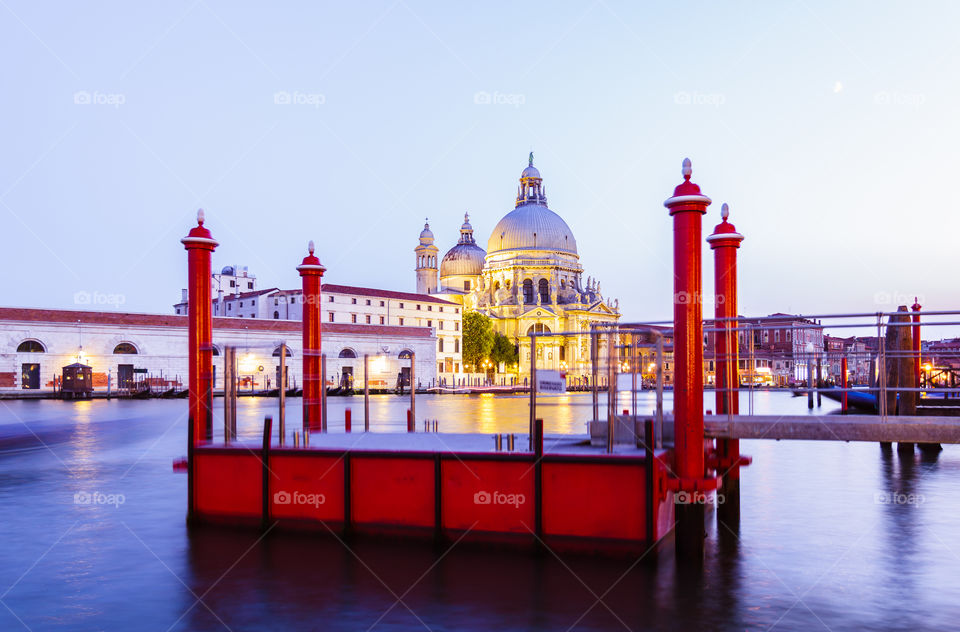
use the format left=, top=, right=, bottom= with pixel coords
left=339, top=348, right=357, bottom=359
left=113, top=342, right=138, bottom=354
left=538, top=279, right=550, bottom=303
left=273, top=311, right=280, bottom=319
left=272, top=346, right=293, bottom=357
left=522, top=279, right=534, bottom=304
left=526, top=324, right=551, bottom=335
left=493, top=281, right=500, bottom=291
left=210, top=345, right=221, bottom=357
left=398, top=349, right=413, bottom=359
left=17, top=340, right=45, bottom=353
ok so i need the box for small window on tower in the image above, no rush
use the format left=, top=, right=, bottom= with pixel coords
left=464, top=280, right=471, bottom=291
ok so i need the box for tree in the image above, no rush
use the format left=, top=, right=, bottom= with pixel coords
left=462, top=310, right=494, bottom=370
left=490, top=332, right=518, bottom=368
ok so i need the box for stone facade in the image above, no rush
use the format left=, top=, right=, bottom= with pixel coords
left=1, top=308, right=436, bottom=393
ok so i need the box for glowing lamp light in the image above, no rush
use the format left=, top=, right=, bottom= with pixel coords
left=239, top=353, right=257, bottom=373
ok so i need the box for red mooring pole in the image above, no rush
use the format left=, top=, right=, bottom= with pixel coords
left=911, top=298, right=922, bottom=389
left=707, top=202, right=745, bottom=532
left=297, top=241, right=326, bottom=433
left=181, top=210, right=218, bottom=446
left=665, top=158, right=712, bottom=561
left=841, top=357, right=848, bottom=413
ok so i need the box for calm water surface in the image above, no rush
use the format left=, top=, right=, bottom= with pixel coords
left=1, top=393, right=958, bottom=631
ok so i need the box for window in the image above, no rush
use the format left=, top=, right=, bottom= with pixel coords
left=399, top=302, right=404, bottom=309
left=176, top=308, right=181, bottom=314
left=113, top=343, right=138, bottom=354
left=454, top=338, right=460, bottom=353
left=455, top=322, right=459, bottom=331
left=328, top=312, right=334, bottom=322
left=273, top=311, right=279, bottom=319
left=17, top=340, right=45, bottom=353
left=379, top=316, right=385, bottom=325
left=464, top=280, right=470, bottom=291
left=428, top=305, right=432, bottom=311
left=380, top=301, right=385, bottom=307
left=351, top=314, right=357, bottom=323
left=439, top=307, right=444, bottom=312
left=399, top=317, right=404, bottom=325
left=239, top=301, right=244, bottom=307
left=247, top=282, right=253, bottom=289
left=438, top=338, right=444, bottom=352
left=417, top=304, right=421, bottom=311
left=328, top=296, right=334, bottom=303
left=455, top=308, right=459, bottom=314
left=438, top=362, right=444, bottom=374
left=775, top=330, right=780, bottom=343
left=339, top=348, right=357, bottom=359
left=523, top=279, right=534, bottom=304
left=366, top=299, right=371, bottom=306
left=427, top=320, right=432, bottom=328
left=526, top=324, right=551, bottom=335
left=274, top=298, right=279, bottom=305
left=230, top=280, right=236, bottom=287
left=439, top=321, right=444, bottom=330
left=251, top=299, right=256, bottom=305
left=272, top=346, right=292, bottom=357
left=365, top=315, right=371, bottom=324
left=538, top=278, right=549, bottom=303
left=399, top=349, right=413, bottom=359
left=786, top=330, right=792, bottom=342
left=352, top=298, right=357, bottom=304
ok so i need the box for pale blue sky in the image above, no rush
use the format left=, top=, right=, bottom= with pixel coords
left=2, top=1, right=958, bottom=322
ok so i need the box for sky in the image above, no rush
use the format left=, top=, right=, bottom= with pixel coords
left=2, top=1, right=958, bottom=329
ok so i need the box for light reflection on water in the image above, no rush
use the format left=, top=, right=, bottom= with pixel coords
left=0, top=394, right=957, bottom=631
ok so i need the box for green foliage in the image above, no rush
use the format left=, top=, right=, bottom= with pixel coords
left=462, top=310, right=493, bottom=369
left=490, top=332, right=518, bottom=367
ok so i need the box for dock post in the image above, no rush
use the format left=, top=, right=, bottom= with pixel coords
left=321, top=354, right=328, bottom=432
left=345, top=409, right=351, bottom=433
left=590, top=326, right=599, bottom=422
left=841, top=357, right=848, bottom=413
left=606, top=329, right=616, bottom=454
left=297, top=241, right=326, bottom=434
left=911, top=298, right=922, bottom=391
left=896, top=307, right=916, bottom=454
left=816, top=360, right=822, bottom=407
left=181, top=210, right=218, bottom=449
left=278, top=343, right=286, bottom=445
left=364, top=354, right=370, bottom=432
left=410, top=352, right=416, bottom=427
left=807, top=351, right=815, bottom=410
left=707, top=202, right=745, bottom=534
left=665, top=158, right=711, bottom=562
left=529, top=333, right=537, bottom=450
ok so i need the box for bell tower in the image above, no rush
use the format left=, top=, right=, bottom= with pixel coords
left=415, top=218, right=439, bottom=294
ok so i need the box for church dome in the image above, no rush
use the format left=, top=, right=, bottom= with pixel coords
left=487, top=156, right=578, bottom=255
left=441, top=212, right=486, bottom=278
left=418, top=220, right=435, bottom=245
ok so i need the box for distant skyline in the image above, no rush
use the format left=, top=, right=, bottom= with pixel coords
left=2, top=1, right=958, bottom=324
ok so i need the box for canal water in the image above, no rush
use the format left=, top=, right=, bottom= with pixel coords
left=1, top=393, right=958, bottom=631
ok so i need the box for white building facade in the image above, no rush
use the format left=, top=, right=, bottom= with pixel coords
left=0, top=307, right=436, bottom=393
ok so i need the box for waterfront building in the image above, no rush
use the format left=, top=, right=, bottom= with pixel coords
left=422, top=155, right=621, bottom=377
left=175, top=283, right=463, bottom=382
left=0, top=307, right=436, bottom=393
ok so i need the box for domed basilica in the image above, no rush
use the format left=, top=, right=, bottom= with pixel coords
left=415, top=154, right=620, bottom=374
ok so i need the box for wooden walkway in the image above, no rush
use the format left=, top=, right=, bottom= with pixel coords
left=702, top=414, right=960, bottom=444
